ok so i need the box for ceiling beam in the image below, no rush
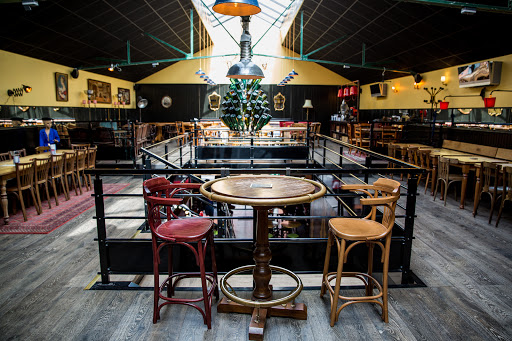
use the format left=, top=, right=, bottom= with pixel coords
left=395, top=0, right=512, bottom=14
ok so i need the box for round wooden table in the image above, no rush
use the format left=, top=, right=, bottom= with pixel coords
left=200, top=175, right=326, bottom=339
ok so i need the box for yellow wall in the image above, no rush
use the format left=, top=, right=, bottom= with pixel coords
left=137, top=46, right=350, bottom=86
left=360, top=54, right=512, bottom=110
left=0, top=50, right=135, bottom=108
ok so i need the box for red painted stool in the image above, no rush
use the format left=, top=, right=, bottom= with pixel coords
left=143, top=177, right=218, bottom=328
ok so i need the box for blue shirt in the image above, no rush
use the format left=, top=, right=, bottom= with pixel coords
left=39, top=128, right=60, bottom=147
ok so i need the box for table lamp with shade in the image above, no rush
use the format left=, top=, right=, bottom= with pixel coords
left=303, top=99, right=313, bottom=120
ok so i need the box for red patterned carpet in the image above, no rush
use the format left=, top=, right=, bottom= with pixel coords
left=0, top=183, right=129, bottom=234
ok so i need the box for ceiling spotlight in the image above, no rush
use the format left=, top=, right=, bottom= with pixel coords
left=226, top=16, right=264, bottom=80
left=213, top=0, right=261, bottom=16
left=116, top=65, right=122, bottom=72
left=108, top=64, right=114, bottom=72
left=343, top=65, right=350, bottom=69
left=22, top=85, right=32, bottom=93
left=152, top=62, right=159, bottom=67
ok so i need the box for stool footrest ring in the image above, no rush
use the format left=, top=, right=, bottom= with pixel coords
left=220, top=265, right=303, bottom=308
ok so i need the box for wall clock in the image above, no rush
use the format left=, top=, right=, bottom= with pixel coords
left=161, top=95, right=172, bottom=108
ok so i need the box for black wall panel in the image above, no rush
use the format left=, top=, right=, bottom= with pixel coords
left=136, top=84, right=339, bottom=134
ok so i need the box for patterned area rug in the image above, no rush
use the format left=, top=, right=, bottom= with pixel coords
left=343, top=151, right=367, bottom=163
left=0, top=183, right=129, bottom=234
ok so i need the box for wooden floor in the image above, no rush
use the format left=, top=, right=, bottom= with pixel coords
left=0, top=155, right=511, bottom=340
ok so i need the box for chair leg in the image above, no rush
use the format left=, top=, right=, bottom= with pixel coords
left=433, top=179, right=440, bottom=201
left=489, top=195, right=498, bottom=224
left=366, top=243, right=375, bottom=297
left=320, top=232, right=333, bottom=297
left=424, top=173, right=431, bottom=194
left=330, top=237, right=346, bottom=327
left=29, top=187, right=39, bottom=216
left=153, top=242, right=161, bottom=324
left=34, top=184, right=43, bottom=215
left=51, top=178, right=59, bottom=206
left=495, top=200, right=506, bottom=227
left=443, top=181, right=449, bottom=206
left=209, top=233, right=219, bottom=300
left=18, top=190, right=27, bottom=222
left=44, top=182, right=52, bottom=209
left=71, top=173, right=79, bottom=196
left=61, top=178, right=69, bottom=201
left=75, top=171, right=83, bottom=195
left=167, top=245, right=174, bottom=297
left=197, top=240, right=212, bottom=329
left=381, top=236, right=392, bottom=323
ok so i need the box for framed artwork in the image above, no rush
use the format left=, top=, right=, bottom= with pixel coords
left=87, top=79, right=112, bottom=103
left=273, top=92, right=285, bottom=111
left=55, top=72, right=68, bottom=102
left=117, top=87, right=130, bottom=104
left=209, top=91, right=221, bottom=111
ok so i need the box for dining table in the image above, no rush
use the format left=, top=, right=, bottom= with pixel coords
left=441, top=155, right=509, bottom=209
left=424, top=148, right=472, bottom=195
left=0, top=149, right=74, bottom=224
left=200, top=175, right=325, bottom=340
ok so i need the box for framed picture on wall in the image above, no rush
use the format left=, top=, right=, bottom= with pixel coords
left=117, top=87, right=130, bottom=104
left=55, top=72, right=68, bottom=102
left=273, top=92, right=285, bottom=111
left=87, top=79, right=112, bottom=103
left=209, top=91, right=221, bottom=111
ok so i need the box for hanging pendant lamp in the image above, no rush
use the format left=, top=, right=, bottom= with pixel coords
left=195, top=69, right=205, bottom=75
left=226, top=16, right=264, bottom=79
left=213, top=0, right=261, bottom=16
left=200, top=75, right=209, bottom=79
left=289, top=69, right=298, bottom=76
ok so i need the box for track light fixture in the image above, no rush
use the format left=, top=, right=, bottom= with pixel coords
left=7, top=84, right=32, bottom=97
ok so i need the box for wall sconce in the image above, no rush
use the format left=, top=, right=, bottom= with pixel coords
left=108, top=64, right=121, bottom=72
left=413, top=82, right=421, bottom=89
left=7, top=84, right=32, bottom=97
left=441, top=76, right=448, bottom=85
left=108, top=64, right=114, bottom=72
left=392, top=86, right=399, bottom=93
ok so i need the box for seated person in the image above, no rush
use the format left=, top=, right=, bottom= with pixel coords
left=39, top=117, right=60, bottom=147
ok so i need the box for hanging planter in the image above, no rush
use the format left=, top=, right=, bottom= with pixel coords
left=439, top=101, right=449, bottom=110
left=484, top=96, right=496, bottom=108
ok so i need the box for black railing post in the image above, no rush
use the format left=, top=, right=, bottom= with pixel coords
left=164, top=143, right=168, bottom=161
left=179, top=139, right=183, bottom=168
left=402, top=175, right=418, bottom=284
left=322, top=138, right=327, bottom=167
left=339, top=145, right=343, bottom=167
left=364, top=156, right=372, bottom=183
left=94, top=175, right=110, bottom=284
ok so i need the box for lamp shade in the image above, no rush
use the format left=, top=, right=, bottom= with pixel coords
left=349, top=86, right=357, bottom=96
left=303, top=99, right=313, bottom=109
left=337, top=89, right=342, bottom=98
left=439, top=101, right=449, bottom=110
left=484, top=97, right=496, bottom=108
left=226, top=60, right=264, bottom=79
left=343, top=87, right=350, bottom=97
left=213, top=0, right=261, bottom=16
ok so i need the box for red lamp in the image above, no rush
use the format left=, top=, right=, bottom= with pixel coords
left=484, top=96, right=496, bottom=108
left=349, top=86, right=357, bottom=96
left=343, top=87, right=350, bottom=97
left=337, top=89, right=342, bottom=98
left=439, top=101, right=449, bottom=110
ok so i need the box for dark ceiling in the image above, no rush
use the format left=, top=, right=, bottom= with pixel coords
left=1, top=0, right=511, bottom=84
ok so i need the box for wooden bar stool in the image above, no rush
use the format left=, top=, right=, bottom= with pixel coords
left=321, top=178, right=400, bottom=326
left=143, top=177, right=218, bottom=328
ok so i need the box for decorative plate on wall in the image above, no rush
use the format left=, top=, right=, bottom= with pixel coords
left=161, top=95, right=172, bottom=108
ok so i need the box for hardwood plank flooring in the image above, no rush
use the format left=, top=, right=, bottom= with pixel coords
left=0, top=145, right=511, bottom=340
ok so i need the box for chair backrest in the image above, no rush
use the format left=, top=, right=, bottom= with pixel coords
left=72, top=143, right=90, bottom=150
left=347, top=123, right=353, bottom=141
left=87, top=147, right=97, bottom=169
left=63, top=152, right=76, bottom=174
left=15, top=162, right=35, bottom=190
left=35, top=146, right=50, bottom=154
left=33, top=157, right=51, bottom=184
left=76, top=150, right=87, bottom=170
left=9, top=149, right=27, bottom=158
left=407, top=147, right=420, bottom=166
left=50, top=154, right=64, bottom=178
left=503, top=166, right=512, bottom=201
left=419, top=149, right=431, bottom=169
left=438, top=156, right=457, bottom=180
left=363, top=178, right=401, bottom=233
left=381, top=128, right=397, bottom=141
left=480, top=162, right=499, bottom=193
left=0, top=152, right=10, bottom=161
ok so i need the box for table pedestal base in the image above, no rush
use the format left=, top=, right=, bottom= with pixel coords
left=217, top=297, right=307, bottom=340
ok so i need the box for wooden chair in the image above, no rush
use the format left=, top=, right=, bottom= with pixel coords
left=387, top=144, right=399, bottom=179
left=0, top=152, right=10, bottom=161
left=291, top=123, right=307, bottom=141
left=143, top=177, right=218, bottom=328
left=495, top=165, right=512, bottom=227
left=321, top=178, right=401, bottom=326
left=71, top=143, right=90, bottom=150
left=8, top=149, right=27, bottom=159
left=377, top=128, right=398, bottom=148
left=35, top=146, right=50, bottom=154
left=49, top=154, right=68, bottom=205
left=418, top=149, right=433, bottom=194
left=406, top=147, right=423, bottom=184
left=33, top=157, right=52, bottom=212
left=354, top=123, right=371, bottom=154
left=75, top=149, right=89, bottom=194
left=434, top=156, right=463, bottom=206
left=85, top=146, right=97, bottom=188
left=7, top=162, right=39, bottom=221
left=63, top=152, right=80, bottom=197
left=346, top=123, right=354, bottom=154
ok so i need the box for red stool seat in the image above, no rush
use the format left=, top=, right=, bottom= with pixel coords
left=143, top=177, right=218, bottom=329
left=155, top=218, right=213, bottom=241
